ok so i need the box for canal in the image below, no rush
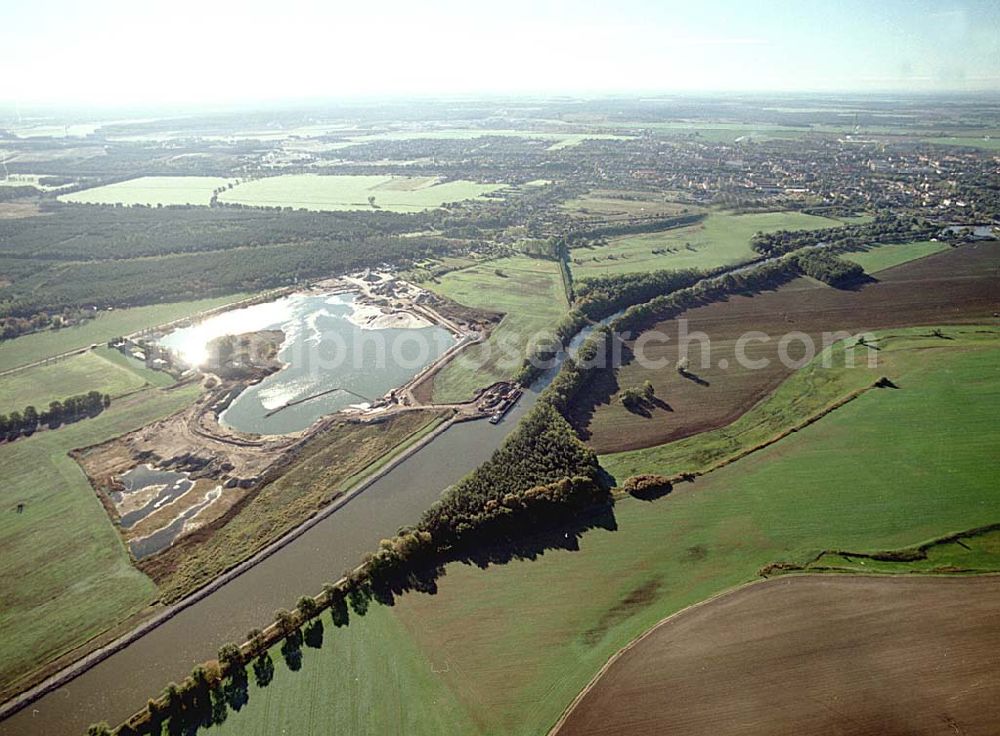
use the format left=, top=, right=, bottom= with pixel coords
left=0, top=319, right=608, bottom=736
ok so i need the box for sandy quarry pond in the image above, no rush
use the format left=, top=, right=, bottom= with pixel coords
left=158, top=291, right=455, bottom=434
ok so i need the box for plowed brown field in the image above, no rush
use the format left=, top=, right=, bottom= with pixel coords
left=575, top=242, right=999, bottom=453
left=554, top=575, right=1000, bottom=736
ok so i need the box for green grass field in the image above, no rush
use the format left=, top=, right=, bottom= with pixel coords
left=0, top=294, right=249, bottom=373
left=570, top=211, right=837, bottom=277
left=843, top=240, right=950, bottom=274
left=59, top=176, right=232, bottom=206
left=187, top=325, right=999, bottom=735
left=0, top=385, right=200, bottom=697
left=561, top=191, right=699, bottom=219
left=599, top=327, right=996, bottom=480
left=218, top=174, right=503, bottom=213
left=0, top=347, right=172, bottom=415
left=426, top=256, right=568, bottom=401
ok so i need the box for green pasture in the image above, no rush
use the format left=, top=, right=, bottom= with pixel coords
left=571, top=211, right=837, bottom=277
left=0, top=347, right=172, bottom=415
left=59, top=176, right=232, bottom=206
left=185, top=325, right=999, bottom=735
left=218, top=174, right=503, bottom=212
left=426, top=256, right=568, bottom=401
left=0, top=385, right=200, bottom=697
left=843, top=240, right=950, bottom=274
left=0, top=294, right=249, bottom=373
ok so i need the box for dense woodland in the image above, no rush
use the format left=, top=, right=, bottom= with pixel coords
left=0, top=204, right=468, bottom=323
left=794, top=250, right=865, bottom=286
left=417, top=402, right=604, bottom=547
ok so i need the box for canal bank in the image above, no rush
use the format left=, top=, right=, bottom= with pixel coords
left=0, top=314, right=610, bottom=736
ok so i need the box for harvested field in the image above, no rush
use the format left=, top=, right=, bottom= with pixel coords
left=553, top=575, right=1000, bottom=736
left=576, top=242, right=998, bottom=453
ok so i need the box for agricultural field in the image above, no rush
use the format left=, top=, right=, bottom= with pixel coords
left=423, top=255, right=569, bottom=402
left=561, top=190, right=699, bottom=220
left=0, top=293, right=250, bottom=373
left=570, top=211, right=837, bottom=277
left=575, top=244, right=999, bottom=454
left=59, top=176, right=233, bottom=206
left=0, top=347, right=172, bottom=415
left=217, top=174, right=503, bottom=212
left=338, top=128, right=633, bottom=149
left=553, top=576, right=1000, bottom=736
left=398, top=254, right=487, bottom=284
left=0, top=385, right=200, bottom=699
left=180, top=326, right=1000, bottom=736
left=842, top=239, right=950, bottom=273
left=598, top=326, right=998, bottom=481
left=608, top=120, right=819, bottom=142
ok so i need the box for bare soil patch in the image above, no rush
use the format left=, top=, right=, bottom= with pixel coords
left=0, top=202, right=42, bottom=219
left=575, top=242, right=999, bottom=453
left=554, top=575, right=1000, bottom=736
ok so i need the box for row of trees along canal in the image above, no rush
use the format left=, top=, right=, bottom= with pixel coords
left=93, top=216, right=920, bottom=735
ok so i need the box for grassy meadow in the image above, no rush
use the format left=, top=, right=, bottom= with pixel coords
left=0, top=347, right=172, bottom=415
left=425, top=256, right=568, bottom=402
left=218, top=174, right=503, bottom=212
left=570, top=211, right=837, bottom=277
left=0, top=385, right=200, bottom=698
left=843, top=239, right=950, bottom=274
left=561, top=191, right=699, bottom=220
left=0, top=294, right=249, bottom=373
left=599, top=327, right=997, bottom=480
left=60, top=176, right=232, bottom=206
left=184, top=325, right=1000, bottom=735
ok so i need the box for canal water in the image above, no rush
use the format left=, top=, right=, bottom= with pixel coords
left=0, top=319, right=608, bottom=736
left=159, top=291, right=455, bottom=435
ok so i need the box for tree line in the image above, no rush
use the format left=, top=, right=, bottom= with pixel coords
left=794, top=250, right=865, bottom=286
left=749, top=212, right=937, bottom=258
left=1, top=390, right=110, bottom=441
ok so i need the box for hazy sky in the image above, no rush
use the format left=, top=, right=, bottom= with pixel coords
left=3, top=0, right=999, bottom=105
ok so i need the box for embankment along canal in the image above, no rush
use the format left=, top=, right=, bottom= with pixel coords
left=0, top=314, right=608, bottom=736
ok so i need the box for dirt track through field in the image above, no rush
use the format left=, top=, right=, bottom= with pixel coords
left=553, top=575, right=1000, bottom=736
left=576, top=242, right=999, bottom=453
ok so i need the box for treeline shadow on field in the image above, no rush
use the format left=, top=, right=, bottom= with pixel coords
left=368, top=501, right=620, bottom=606
left=565, top=341, right=635, bottom=439
left=148, top=502, right=619, bottom=736
left=834, top=272, right=878, bottom=291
